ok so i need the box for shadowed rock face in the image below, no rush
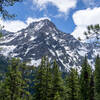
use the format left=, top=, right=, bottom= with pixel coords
left=0, top=19, right=99, bottom=71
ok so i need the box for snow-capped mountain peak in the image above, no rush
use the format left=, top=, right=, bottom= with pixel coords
left=0, top=20, right=99, bottom=71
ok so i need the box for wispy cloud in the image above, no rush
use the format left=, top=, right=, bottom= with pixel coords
left=32, top=0, right=77, bottom=14
left=52, top=13, right=68, bottom=20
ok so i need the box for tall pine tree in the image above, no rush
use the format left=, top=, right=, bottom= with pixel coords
left=89, top=74, right=94, bottom=100
left=52, top=60, right=65, bottom=100
left=0, top=58, right=30, bottom=100
left=45, top=59, right=53, bottom=100
left=65, top=68, right=79, bottom=100
left=80, top=56, right=92, bottom=100
left=94, top=55, right=100, bottom=100
left=33, top=57, right=52, bottom=100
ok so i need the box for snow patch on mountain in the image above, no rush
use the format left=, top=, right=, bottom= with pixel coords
left=27, top=59, right=41, bottom=66
left=0, top=45, right=16, bottom=57
left=34, top=21, right=44, bottom=31
left=0, top=32, right=22, bottom=43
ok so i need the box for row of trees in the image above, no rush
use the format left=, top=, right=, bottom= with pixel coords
left=0, top=56, right=100, bottom=100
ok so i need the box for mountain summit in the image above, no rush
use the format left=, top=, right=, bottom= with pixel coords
left=0, top=19, right=99, bottom=71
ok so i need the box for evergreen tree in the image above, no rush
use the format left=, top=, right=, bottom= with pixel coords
left=33, top=57, right=53, bottom=100
left=89, top=74, right=94, bottom=100
left=52, top=60, right=65, bottom=100
left=19, top=62, right=32, bottom=100
left=80, top=56, right=92, bottom=100
left=94, top=55, right=100, bottom=100
left=33, top=57, right=47, bottom=100
left=54, top=91, right=61, bottom=100
left=65, top=68, right=79, bottom=100
left=0, top=58, right=30, bottom=100
left=45, top=59, right=53, bottom=100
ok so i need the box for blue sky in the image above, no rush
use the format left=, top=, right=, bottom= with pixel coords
left=5, top=0, right=85, bottom=33
left=0, top=0, right=100, bottom=39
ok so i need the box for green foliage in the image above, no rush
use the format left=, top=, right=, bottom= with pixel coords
left=0, top=32, right=2, bottom=38
left=33, top=57, right=46, bottom=100
left=0, top=58, right=30, bottom=100
left=54, top=91, right=61, bottom=100
left=89, top=74, right=95, bottom=100
left=80, top=56, right=92, bottom=100
left=33, top=58, right=65, bottom=100
left=45, top=59, right=53, bottom=100
left=94, top=55, right=100, bottom=100
left=0, top=56, right=98, bottom=100
left=0, top=25, right=4, bottom=38
left=33, top=57, right=53, bottom=100
left=52, top=60, right=65, bottom=100
left=65, top=68, right=79, bottom=100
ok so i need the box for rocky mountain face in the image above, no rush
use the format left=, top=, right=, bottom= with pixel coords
left=0, top=19, right=99, bottom=71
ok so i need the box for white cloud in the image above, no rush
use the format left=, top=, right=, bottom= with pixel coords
left=71, top=7, right=100, bottom=41
left=0, top=17, right=50, bottom=32
left=53, top=13, right=68, bottom=20
left=0, top=20, right=27, bottom=32
left=33, top=0, right=77, bottom=14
